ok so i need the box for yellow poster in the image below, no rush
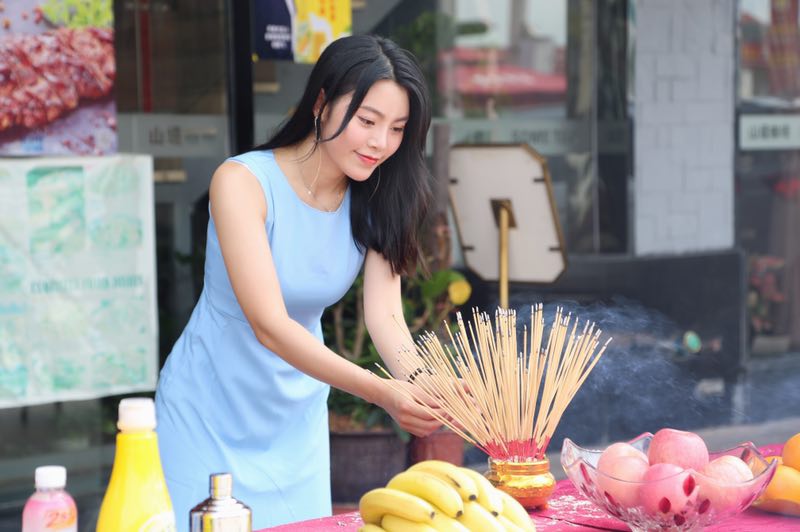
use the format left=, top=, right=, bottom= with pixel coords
left=294, top=0, right=352, bottom=63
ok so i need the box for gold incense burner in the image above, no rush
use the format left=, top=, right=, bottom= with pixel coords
left=485, top=457, right=556, bottom=510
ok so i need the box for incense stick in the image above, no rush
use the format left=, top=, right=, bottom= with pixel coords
left=382, top=306, right=612, bottom=461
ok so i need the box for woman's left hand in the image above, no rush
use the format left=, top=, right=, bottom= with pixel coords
left=378, top=379, right=444, bottom=437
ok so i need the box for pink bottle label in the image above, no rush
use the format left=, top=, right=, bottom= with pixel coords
left=22, top=495, right=77, bottom=532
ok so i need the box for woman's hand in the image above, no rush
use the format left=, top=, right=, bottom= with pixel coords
left=377, top=379, right=443, bottom=437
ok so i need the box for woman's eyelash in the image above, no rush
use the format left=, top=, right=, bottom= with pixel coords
left=357, top=115, right=404, bottom=132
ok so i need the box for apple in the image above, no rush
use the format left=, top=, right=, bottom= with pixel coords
left=639, top=463, right=699, bottom=517
left=703, top=455, right=753, bottom=483
left=697, top=455, right=754, bottom=515
left=648, top=428, right=709, bottom=471
left=596, top=454, right=649, bottom=508
left=597, top=442, right=649, bottom=471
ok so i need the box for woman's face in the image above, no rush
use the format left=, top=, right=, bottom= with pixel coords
left=319, top=79, right=409, bottom=182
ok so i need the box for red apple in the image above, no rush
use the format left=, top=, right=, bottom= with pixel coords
left=639, top=463, right=699, bottom=516
left=648, top=428, right=709, bottom=471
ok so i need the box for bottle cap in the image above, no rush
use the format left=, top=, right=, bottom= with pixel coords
left=35, top=466, right=66, bottom=489
left=210, top=473, right=233, bottom=499
left=117, top=397, right=156, bottom=431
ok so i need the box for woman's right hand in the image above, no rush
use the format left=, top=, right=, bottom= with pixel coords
left=378, top=379, right=444, bottom=438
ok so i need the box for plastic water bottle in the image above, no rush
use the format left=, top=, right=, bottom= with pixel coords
left=22, top=465, right=78, bottom=532
left=96, top=397, right=176, bottom=531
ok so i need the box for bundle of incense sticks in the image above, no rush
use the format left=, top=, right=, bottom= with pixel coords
left=383, top=305, right=611, bottom=461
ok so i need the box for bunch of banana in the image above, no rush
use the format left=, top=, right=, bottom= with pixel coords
left=358, top=460, right=536, bottom=532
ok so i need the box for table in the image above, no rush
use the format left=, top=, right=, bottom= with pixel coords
left=260, top=443, right=799, bottom=531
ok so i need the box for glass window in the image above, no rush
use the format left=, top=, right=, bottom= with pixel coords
left=737, top=0, right=800, bottom=358
left=253, top=1, right=631, bottom=254
left=114, top=0, right=228, bottom=114
left=0, top=0, right=231, bottom=512
left=437, top=0, right=629, bottom=254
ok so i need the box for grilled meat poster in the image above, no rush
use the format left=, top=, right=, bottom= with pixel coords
left=0, top=0, right=116, bottom=156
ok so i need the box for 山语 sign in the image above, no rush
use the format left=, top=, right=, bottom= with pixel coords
left=739, top=114, right=800, bottom=151
left=0, top=155, right=157, bottom=407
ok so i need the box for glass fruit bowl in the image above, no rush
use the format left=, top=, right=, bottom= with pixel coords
left=560, top=433, right=778, bottom=531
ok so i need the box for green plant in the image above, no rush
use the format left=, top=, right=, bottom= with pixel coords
left=323, top=260, right=471, bottom=438
left=747, top=255, right=786, bottom=335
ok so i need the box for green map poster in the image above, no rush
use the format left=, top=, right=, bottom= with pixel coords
left=0, top=155, right=157, bottom=407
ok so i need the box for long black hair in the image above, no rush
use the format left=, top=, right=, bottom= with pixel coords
left=256, top=34, right=432, bottom=276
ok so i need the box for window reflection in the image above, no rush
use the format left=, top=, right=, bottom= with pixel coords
left=114, top=0, right=227, bottom=114
left=431, top=0, right=629, bottom=253
left=737, top=0, right=800, bottom=356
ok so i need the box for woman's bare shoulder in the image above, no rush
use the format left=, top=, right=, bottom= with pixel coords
left=210, top=159, right=267, bottom=215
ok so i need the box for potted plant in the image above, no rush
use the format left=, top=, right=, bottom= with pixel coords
left=323, top=261, right=471, bottom=502
left=747, top=254, right=791, bottom=355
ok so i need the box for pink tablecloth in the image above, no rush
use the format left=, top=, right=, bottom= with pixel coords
left=261, top=443, right=797, bottom=531
left=261, top=494, right=799, bottom=532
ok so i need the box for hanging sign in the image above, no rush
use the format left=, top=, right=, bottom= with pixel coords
left=252, top=0, right=351, bottom=63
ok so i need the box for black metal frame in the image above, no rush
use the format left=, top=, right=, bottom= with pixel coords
left=225, top=0, right=254, bottom=155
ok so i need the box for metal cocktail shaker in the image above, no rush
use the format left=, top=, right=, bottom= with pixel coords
left=189, top=473, right=252, bottom=531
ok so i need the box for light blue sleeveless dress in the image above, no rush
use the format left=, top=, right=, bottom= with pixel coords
left=155, top=150, right=365, bottom=530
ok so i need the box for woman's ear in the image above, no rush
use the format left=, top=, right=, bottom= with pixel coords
left=313, top=89, right=327, bottom=118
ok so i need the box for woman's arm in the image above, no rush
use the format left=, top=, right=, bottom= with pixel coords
left=364, top=250, right=467, bottom=426
left=362, top=249, right=417, bottom=379
left=209, top=161, right=440, bottom=436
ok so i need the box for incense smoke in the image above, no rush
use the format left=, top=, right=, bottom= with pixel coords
left=508, top=296, right=731, bottom=448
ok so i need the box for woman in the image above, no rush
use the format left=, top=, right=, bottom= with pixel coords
left=154, top=34, right=442, bottom=530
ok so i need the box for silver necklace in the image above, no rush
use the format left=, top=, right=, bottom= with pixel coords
left=297, top=148, right=344, bottom=212
left=298, top=147, right=322, bottom=197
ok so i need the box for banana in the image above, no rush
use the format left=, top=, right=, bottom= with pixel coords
left=460, top=467, right=503, bottom=515
left=458, top=500, right=505, bottom=532
left=387, top=470, right=464, bottom=518
left=497, top=514, right=526, bottom=532
left=409, top=460, right=479, bottom=502
left=359, top=487, right=436, bottom=525
left=430, top=511, right=470, bottom=532
left=496, top=489, right=536, bottom=532
left=381, top=513, right=438, bottom=532
left=359, top=525, right=387, bottom=532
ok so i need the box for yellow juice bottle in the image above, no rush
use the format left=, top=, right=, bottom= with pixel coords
left=97, top=397, right=176, bottom=532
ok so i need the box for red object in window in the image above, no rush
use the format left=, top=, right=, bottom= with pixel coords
left=772, top=177, right=800, bottom=199
left=442, top=64, right=566, bottom=96
left=768, top=0, right=800, bottom=97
